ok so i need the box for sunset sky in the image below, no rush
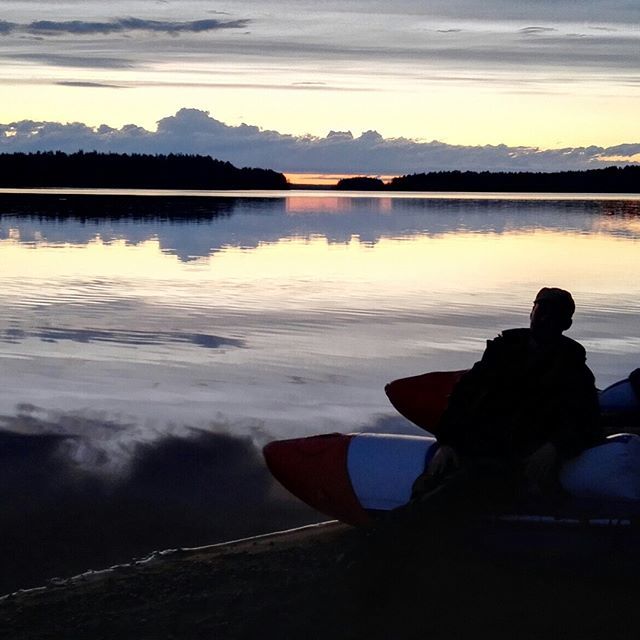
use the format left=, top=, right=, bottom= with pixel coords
left=1, top=0, right=639, bottom=175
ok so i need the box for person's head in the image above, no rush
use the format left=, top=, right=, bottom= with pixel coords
left=530, top=287, right=575, bottom=340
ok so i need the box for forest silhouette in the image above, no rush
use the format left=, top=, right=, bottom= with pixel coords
left=337, top=166, right=640, bottom=192
left=0, top=151, right=288, bottom=190
left=1, top=152, right=638, bottom=193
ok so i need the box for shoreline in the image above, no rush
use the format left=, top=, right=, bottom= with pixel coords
left=4, top=518, right=640, bottom=639
left=1, top=187, right=640, bottom=200
left=0, top=520, right=353, bottom=638
left=0, top=520, right=340, bottom=602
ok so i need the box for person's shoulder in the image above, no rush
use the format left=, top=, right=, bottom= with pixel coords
left=482, top=328, right=528, bottom=357
left=498, top=328, right=530, bottom=343
left=558, top=334, right=587, bottom=361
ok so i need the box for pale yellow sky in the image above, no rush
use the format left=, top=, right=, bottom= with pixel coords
left=1, top=2, right=639, bottom=172
left=2, top=68, right=639, bottom=149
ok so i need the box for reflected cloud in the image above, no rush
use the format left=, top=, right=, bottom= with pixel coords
left=1, top=187, right=640, bottom=600
left=2, top=196, right=640, bottom=263
left=0, top=327, right=244, bottom=350
left=0, top=192, right=239, bottom=220
left=354, top=413, right=426, bottom=436
left=0, top=418, right=319, bottom=594
left=1, top=196, right=640, bottom=451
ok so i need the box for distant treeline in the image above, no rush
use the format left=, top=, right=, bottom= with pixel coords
left=337, top=166, right=640, bottom=192
left=0, top=151, right=288, bottom=190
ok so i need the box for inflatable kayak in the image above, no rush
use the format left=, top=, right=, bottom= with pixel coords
left=265, top=370, right=640, bottom=527
left=385, top=369, right=640, bottom=434
left=264, top=432, right=640, bottom=527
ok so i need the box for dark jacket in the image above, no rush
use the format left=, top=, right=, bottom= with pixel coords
left=437, top=328, right=601, bottom=460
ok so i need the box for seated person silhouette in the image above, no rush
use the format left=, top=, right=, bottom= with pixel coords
left=409, top=287, right=602, bottom=515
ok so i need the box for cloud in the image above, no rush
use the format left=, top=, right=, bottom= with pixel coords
left=0, top=21, right=16, bottom=34
left=0, top=4, right=637, bottom=79
left=1, top=108, right=639, bottom=174
left=335, top=0, right=640, bottom=22
left=4, top=0, right=640, bottom=25
left=56, top=80, right=124, bottom=88
left=519, top=26, right=558, bottom=36
left=0, top=17, right=250, bottom=37
left=138, top=34, right=638, bottom=73
left=11, top=53, right=136, bottom=69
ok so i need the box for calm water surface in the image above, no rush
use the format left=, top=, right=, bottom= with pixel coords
left=2, top=191, right=640, bottom=589
left=1, top=193, right=640, bottom=448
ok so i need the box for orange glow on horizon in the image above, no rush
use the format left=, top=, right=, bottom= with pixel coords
left=285, top=173, right=397, bottom=186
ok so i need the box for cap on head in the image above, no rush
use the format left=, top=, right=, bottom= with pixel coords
left=534, top=287, right=575, bottom=327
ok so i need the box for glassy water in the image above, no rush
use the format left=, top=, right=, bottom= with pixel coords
left=1, top=191, right=639, bottom=589
left=2, top=193, right=639, bottom=439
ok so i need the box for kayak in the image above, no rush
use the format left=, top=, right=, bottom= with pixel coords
left=264, top=371, right=640, bottom=527
left=385, top=369, right=640, bottom=434
left=264, top=431, right=640, bottom=526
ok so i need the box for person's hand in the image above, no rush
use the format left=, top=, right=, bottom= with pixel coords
left=427, top=445, right=461, bottom=479
left=411, top=445, right=460, bottom=498
left=523, top=442, right=558, bottom=491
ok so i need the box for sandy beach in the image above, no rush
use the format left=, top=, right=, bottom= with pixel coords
left=3, top=516, right=640, bottom=640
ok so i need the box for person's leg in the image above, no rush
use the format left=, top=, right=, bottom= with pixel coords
left=388, top=466, right=475, bottom=526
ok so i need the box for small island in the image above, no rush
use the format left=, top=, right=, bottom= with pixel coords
left=334, top=176, right=386, bottom=190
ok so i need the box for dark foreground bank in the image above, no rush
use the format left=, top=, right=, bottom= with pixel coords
left=3, top=519, right=640, bottom=640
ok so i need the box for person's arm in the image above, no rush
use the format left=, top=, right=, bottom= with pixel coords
left=436, top=335, right=503, bottom=449
left=523, top=441, right=558, bottom=491
left=546, top=364, right=602, bottom=459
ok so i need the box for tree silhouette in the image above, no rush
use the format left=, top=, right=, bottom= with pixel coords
left=336, top=177, right=385, bottom=190
left=0, top=151, right=288, bottom=190
left=386, top=166, right=640, bottom=193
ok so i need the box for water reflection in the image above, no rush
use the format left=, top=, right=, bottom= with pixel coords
left=2, top=195, right=640, bottom=262
left=2, top=192, right=640, bottom=592
left=0, top=193, right=241, bottom=219
left=0, top=195, right=639, bottom=443
left=0, top=327, right=243, bottom=350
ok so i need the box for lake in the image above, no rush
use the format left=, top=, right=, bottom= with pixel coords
left=1, top=190, right=640, bottom=590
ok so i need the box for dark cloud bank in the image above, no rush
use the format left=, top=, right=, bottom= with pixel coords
left=1, top=109, right=638, bottom=174
left=0, top=416, right=321, bottom=595
left=0, top=17, right=249, bottom=37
